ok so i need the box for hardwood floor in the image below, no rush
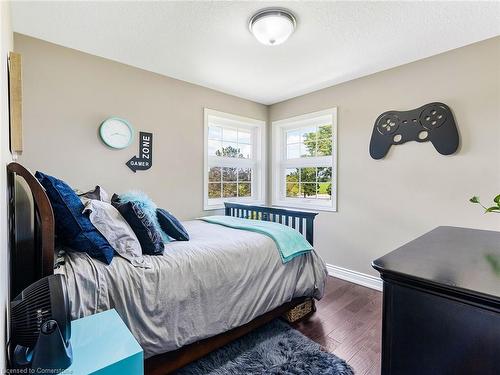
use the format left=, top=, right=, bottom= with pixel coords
left=292, top=276, right=382, bottom=374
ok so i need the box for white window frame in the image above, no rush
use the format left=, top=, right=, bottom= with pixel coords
left=204, top=108, right=266, bottom=210
left=272, top=107, right=337, bottom=212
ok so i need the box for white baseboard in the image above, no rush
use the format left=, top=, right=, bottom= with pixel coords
left=326, top=263, right=383, bottom=291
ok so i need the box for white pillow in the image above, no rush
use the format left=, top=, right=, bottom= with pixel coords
left=83, top=199, right=151, bottom=268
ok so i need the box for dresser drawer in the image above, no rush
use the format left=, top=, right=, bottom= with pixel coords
left=382, top=282, right=500, bottom=375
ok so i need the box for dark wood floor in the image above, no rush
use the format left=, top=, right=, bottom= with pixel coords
left=292, top=276, right=382, bottom=374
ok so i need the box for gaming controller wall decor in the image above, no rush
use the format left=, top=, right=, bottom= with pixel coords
left=369, top=102, right=459, bottom=159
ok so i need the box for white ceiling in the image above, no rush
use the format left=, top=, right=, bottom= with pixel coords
left=11, top=1, right=500, bottom=105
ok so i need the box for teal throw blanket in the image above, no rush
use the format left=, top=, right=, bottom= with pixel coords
left=199, top=215, right=313, bottom=263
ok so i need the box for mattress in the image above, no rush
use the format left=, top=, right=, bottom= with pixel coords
left=56, top=220, right=328, bottom=358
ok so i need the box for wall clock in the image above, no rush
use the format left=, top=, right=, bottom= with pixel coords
left=99, top=117, right=134, bottom=149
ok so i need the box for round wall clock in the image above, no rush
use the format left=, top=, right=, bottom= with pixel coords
left=99, top=117, right=134, bottom=149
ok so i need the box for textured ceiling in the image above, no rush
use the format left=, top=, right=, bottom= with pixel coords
left=11, top=1, right=500, bottom=105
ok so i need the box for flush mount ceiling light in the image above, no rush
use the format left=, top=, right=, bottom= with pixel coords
left=249, top=8, right=296, bottom=46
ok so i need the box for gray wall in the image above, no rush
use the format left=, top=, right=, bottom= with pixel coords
left=15, top=33, right=500, bottom=279
left=14, top=34, right=267, bottom=219
left=0, top=2, right=13, bottom=371
left=269, top=36, right=500, bottom=276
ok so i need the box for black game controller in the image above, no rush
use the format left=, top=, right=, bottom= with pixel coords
left=369, top=102, right=459, bottom=159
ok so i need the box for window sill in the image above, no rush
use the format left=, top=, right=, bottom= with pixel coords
left=272, top=200, right=337, bottom=213
left=204, top=199, right=265, bottom=211
left=203, top=205, right=225, bottom=211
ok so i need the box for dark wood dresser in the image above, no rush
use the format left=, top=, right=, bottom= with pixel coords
left=372, top=226, right=500, bottom=375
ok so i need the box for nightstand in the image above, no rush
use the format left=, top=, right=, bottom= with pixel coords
left=65, top=309, right=143, bottom=374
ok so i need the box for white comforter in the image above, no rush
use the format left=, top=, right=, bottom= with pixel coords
left=56, top=220, right=327, bottom=358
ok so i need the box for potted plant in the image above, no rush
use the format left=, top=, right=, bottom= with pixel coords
left=470, top=194, right=500, bottom=276
left=469, top=194, right=500, bottom=214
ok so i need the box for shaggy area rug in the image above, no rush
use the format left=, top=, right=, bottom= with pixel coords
left=176, top=319, right=353, bottom=375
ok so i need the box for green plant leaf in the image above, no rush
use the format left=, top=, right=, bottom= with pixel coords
left=485, top=206, right=500, bottom=213
left=485, top=254, right=500, bottom=276
left=469, top=196, right=480, bottom=204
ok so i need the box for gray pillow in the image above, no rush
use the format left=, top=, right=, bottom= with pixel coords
left=83, top=199, right=151, bottom=268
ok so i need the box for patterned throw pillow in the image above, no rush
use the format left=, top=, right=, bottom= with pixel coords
left=111, top=193, right=165, bottom=255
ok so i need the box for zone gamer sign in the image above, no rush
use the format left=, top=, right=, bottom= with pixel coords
left=126, top=132, right=153, bottom=172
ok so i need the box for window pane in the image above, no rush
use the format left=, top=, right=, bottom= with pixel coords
left=238, top=168, right=252, bottom=182
left=208, top=167, right=221, bottom=182
left=301, top=140, right=316, bottom=157
left=208, top=183, right=221, bottom=198
left=286, top=143, right=300, bottom=159
left=223, top=183, right=237, bottom=197
left=222, top=128, right=238, bottom=143
left=238, top=130, right=251, bottom=144
left=238, top=183, right=251, bottom=197
left=318, top=182, right=332, bottom=200
left=222, top=167, right=237, bottom=181
left=275, top=115, right=336, bottom=207
left=300, top=126, right=317, bottom=141
left=205, top=111, right=262, bottom=206
left=219, top=142, right=241, bottom=157
left=208, top=140, right=222, bottom=156
left=318, top=124, right=332, bottom=139
left=317, top=124, right=332, bottom=156
left=317, top=167, right=332, bottom=182
left=238, top=144, right=252, bottom=159
left=317, top=137, right=332, bottom=156
left=285, top=168, right=299, bottom=183
left=208, top=125, right=222, bottom=140
left=286, top=183, right=299, bottom=197
left=301, top=126, right=317, bottom=157
left=301, top=183, right=317, bottom=198
left=286, top=129, right=301, bottom=144
left=300, top=167, right=316, bottom=183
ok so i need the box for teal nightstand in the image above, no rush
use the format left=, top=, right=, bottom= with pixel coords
left=63, top=309, right=143, bottom=375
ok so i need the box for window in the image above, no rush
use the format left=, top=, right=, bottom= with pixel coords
left=272, top=108, right=337, bottom=211
left=204, top=109, right=266, bottom=210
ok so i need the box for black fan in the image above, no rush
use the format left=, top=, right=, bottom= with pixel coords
left=10, top=274, right=73, bottom=373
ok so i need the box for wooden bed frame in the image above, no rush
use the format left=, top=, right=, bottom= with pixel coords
left=224, top=202, right=317, bottom=245
left=7, top=162, right=319, bottom=374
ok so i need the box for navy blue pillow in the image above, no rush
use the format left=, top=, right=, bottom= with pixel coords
left=111, top=194, right=164, bottom=255
left=157, top=208, right=189, bottom=241
left=35, top=171, right=114, bottom=264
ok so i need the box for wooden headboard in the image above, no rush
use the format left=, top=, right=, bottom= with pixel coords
left=7, top=162, right=55, bottom=298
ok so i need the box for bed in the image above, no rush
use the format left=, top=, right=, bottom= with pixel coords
left=7, top=162, right=327, bottom=374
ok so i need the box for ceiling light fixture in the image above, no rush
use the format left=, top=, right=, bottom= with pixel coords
left=249, top=8, right=296, bottom=46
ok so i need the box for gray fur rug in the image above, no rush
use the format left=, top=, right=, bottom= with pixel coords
left=176, top=319, right=353, bottom=375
